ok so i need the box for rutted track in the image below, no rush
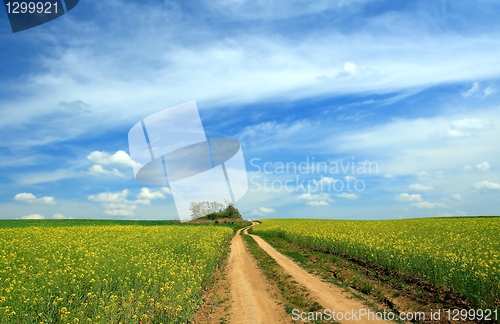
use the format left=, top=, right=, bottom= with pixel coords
left=227, top=227, right=289, bottom=323
left=243, top=223, right=394, bottom=324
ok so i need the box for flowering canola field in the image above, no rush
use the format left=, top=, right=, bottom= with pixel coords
left=252, top=217, right=500, bottom=308
left=0, top=224, right=233, bottom=323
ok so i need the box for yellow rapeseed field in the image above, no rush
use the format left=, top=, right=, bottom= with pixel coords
left=0, top=225, right=232, bottom=323
left=252, top=217, right=500, bottom=308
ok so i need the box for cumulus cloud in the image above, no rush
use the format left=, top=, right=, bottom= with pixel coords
left=137, top=187, right=167, bottom=200
left=14, top=193, right=55, bottom=205
left=416, top=171, right=429, bottom=178
left=87, top=150, right=141, bottom=168
left=317, top=176, right=337, bottom=184
left=340, top=61, right=357, bottom=75
left=409, top=183, right=434, bottom=191
left=161, top=187, right=172, bottom=195
left=88, top=165, right=124, bottom=177
left=473, top=180, right=500, bottom=191
left=462, top=165, right=473, bottom=171
left=484, top=87, right=497, bottom=96
left=58, top=100, right=90, bottom=111
left=336, top=193, right=359, bottom=199
left=88, top=189, right=130, bottom=204
left=53, top=213, right=72, bottom=219
left=475, top=161, right=490, bottom=171
left=104, top=208, right=136, bottom=216
left=462, top=82, right=498, bottom=98
left=444, top=118, right=493, bottom=139
left=22, top=214, right=45, bottom=219
left=248, top=206, right=277, bottom=216
left=395, top=193, right=423, bottom=202
left=461, top=82, right=480, bottom=97
left=451, top=118, right=493, bottom=131
left=445, top=129, right=471, bottom=138
left=88, top=188, right=170, bottom=216
left=299, top=193, right=333, bottom=206
left=396, top=193, right=447, bottom=209
left=307, top=200, right=329, bottom=206
left=451, top=194, right=463, bottom=201
left=298, top=193, right=332, bottom=201
left=259, top=207, right=276, bottom=214
left=411, top=201, right=448, bottom=209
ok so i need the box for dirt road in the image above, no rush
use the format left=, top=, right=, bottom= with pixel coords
left=227, top=227, right=289, bottom=324
left=244, top=224, right=394, bottom=324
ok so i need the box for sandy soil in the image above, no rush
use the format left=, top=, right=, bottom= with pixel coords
left=245, top=224, right=394, bottom=324
left=227, top=227, right=290, bottom=323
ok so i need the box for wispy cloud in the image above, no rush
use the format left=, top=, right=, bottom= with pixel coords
left=409, top=183, right=434, bottom=191
left=88, top=165, right=124, bottom=178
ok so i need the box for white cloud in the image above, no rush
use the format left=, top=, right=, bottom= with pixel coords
left=416, top=171, right=429, bottom=178
left=461, top=83, right=497, bottom=98
left=484, top=87, right=497, bottom=96
left=461, top=82, right=480, bottom=97
left=451, top=118, right=493, bottom=131
left=88, top=188, right=169, bottom=216
left=307, top=200, right=329, bottom=206
left=344, top=176, right=356, bottom=181
left=259, top=207, right=276, bottom=214
left=248, top=206, right=277, bottom=216
left=14, top=193, right=55, bottom=205
left=161, top=187, right=172, bottom=195
left=14, top=192, right=36, bottom=202
left=409, top=183, right=434, bottom=191
left=88, top=165, right=124, bottom=178
left=445, top=129, right=471, bottom=138
left=451, top=194, right=463, bottom=201
left=411, top=201, right=448, bottom=209
left=443, top=118, right=493, bottom=139
left=13, top=169, right=79, bottom=185
left=298, top=193, right=332, bottom=201
left=299, top=193, right=333, bottom=206
left=53, top=213, right=72, bottom=219
left=87, top=150, right=140, bottom=168
left=104, top=209, right=135, bottom=217
left=462, top=165, right=473, bottom=171
left=38, top=197, right=56, bottom=204
left=318, top=176, right=337, bottom=184
left=88, top=190, right=130, bottom=203
left=475, top=161, right=490, bottom=171
left=473, top=180, right=500, bottom=190
left=298, top=193, right=316, bottom=201
left=4, top=0, right=500, bottom=155
left=88, top=189, right=136, bottom=216
left=383, top=173, right=396, bottom=178
left=22, top=214, right=45, bottom=219
left=336, top=193, right=359, bottom=199
left=395, top=193, right=423, bottom=202
left=137, top=188, right=166, bottom=200
left=341, top=61, right=357, bottom=75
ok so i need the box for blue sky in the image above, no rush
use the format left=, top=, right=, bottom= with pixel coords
left=1, top=0, right=500, bottom=220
